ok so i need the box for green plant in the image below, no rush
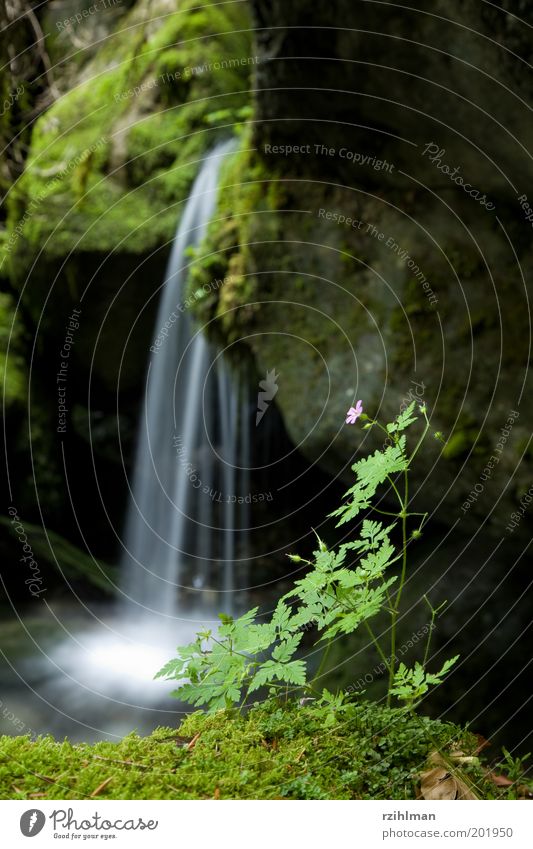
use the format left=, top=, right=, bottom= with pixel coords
left=3, top=701, right=510, bottom=800
left=498, top=748, right=531, bottom=785
left=157, top=400, right=457, bottom=713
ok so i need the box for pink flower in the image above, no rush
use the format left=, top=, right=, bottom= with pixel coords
left=346, top=400, right=363, bottom=424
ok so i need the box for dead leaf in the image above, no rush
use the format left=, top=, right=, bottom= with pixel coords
left=213, top=787, right=220, bottom=799
left=420, top=752, right=477, bottom=800
left=450, top=750, right=477, bottom=765
left=295, top=748, right=306, bottom=763
left=420, top=767, right=458, bottom=800
left=90, top=777, right=113, bottom=797
left=517, top=784, right=533, bottom=800
left=455, top=777, right=478, bottom=800
left=487, top=771, right=514, bottom=787
left=474, top=734, right=491, bottom=754
left=186, top=732, right=201, bottom=751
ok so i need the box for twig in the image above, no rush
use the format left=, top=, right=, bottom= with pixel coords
left=90, top=776, right=113, bottom=797
left=92, top=754, right=150, bottom=769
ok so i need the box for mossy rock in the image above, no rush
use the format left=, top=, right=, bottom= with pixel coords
left=0, top=289, right=27, bottom=410
left=0, top=517, right=116, bottom=597
left=0, top=700, right=518, bottom=800
left=6, top=0, right=253, bottom=265
left=4, top=0, right=254, bottom=393
left=186, top=138, right=533, bottom=536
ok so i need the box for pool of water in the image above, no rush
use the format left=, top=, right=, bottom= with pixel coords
left=0, top=600, right=216, bottom=742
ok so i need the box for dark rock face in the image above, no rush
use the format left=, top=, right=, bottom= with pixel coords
left=250, top=0, right=533, bottom=194
left=218, top=0, right=533, bottom=539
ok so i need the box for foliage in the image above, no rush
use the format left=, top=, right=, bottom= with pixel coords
left=0, top=701, right=520, bottom=801
left=158, top=400, right=458, bottom=714
left=389, top=658, right=459, bottom=708
left=498, top=748, right=531, bottom=786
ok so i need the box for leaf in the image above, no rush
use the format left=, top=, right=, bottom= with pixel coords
left=331, top=439, right=408, bottom=526
left=420, top=766, right=458, bottom=800
left=425, top=655, right=459, bottom=685
left=248, top=658, right=306, bottom=693
left=272, top=633, right=303, bottom=663
left=271, top=600, right=293, bottom=638
left=487, top=772, right=514, bottom=787
left=420, top=752, right=478, bottom=800
left=395, top=400, right=418, bottom=432
left=517, top=784, right=533, bottom=799
left=474, top=734, right=491, bottom=754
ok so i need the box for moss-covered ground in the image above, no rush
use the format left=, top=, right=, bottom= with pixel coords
left=0, top=701, right=522, bottom=800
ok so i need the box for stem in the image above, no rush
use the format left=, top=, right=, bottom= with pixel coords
left=422, top=596, right=446, bottom=670
left=312, top=638, right=333, bottom=688
left=394, top=470, right=410, bottom=614
left=422, top=618, right=435, bottom=670
left=386, top=474, right=404, bottom=510
left=364, top=621, right=392, bottom=673
left=387, top=468, right=409, bottom=706
left=210, top=637, right=250, bottom=661
left=387, top=613, right=396, bottom=708
left=239, top=679, right=253, bottom=711
left=369, top=505, right=401, bottom=518
left=409, top=409, right=431, bottom=464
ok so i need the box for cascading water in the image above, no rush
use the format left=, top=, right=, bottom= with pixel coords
left=14, top=141, right=252, bottom=741
left=121, top=139, right=249, bottom=619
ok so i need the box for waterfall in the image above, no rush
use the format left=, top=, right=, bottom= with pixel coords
left=121, top=139, right=247, bottom=619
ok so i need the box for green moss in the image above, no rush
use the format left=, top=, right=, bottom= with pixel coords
left=442, top=430, right=477, bottom=460
left=0, top=701, right=513, bottom=800
left=441, top=413, right=490, bottom=461
left=0, top=517, right=116, bottom=594
left=0, top=290, right=27, bottom=409
left=188, top=131, right=291, bottom=341
left=6, top=0, right=254, bottom=281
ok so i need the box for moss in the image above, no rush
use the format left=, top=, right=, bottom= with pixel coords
left=441, top=412, right=491, bottom=461
left=0, top=517, right=116, bottom=594
left=6, top=0, right=254, bottom=281
left=188, top=131, right=296, bottom=342
left=0, top=289, right=28, bottom=409
left=442, top=430, right=478, bottom=460
left=0, top=700, right=515, bottom=800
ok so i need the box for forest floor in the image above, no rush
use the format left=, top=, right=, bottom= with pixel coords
left=0, top=701, right=529, bottom=800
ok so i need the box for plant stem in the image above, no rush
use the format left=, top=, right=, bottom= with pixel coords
left=364, top=621, right=392, bottom=673
left=387, top=468, right=409, bottom=706
left=369, top=505, right=401, bottom=518
left=312, top=638, right=333, bottom=688
left=409, top=410, right=430, bottom=464
left=422, top=595, right=445, bottom=670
